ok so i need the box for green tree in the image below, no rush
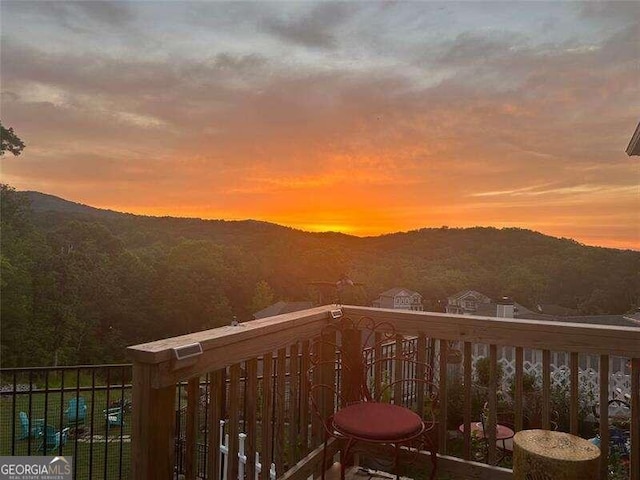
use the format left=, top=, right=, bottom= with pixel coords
left=153, top=240, right=232, bottom=334
left=0, top=186, right=32, bottom=360
left=251, top=280, right=275, bottom=314
left=1, top=122, right=26, bottom=156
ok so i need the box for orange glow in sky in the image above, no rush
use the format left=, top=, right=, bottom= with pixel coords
left=1, top=2, right=638, bottom=250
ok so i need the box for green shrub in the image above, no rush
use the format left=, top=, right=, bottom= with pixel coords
left=474, top=357, right=503, bottom=387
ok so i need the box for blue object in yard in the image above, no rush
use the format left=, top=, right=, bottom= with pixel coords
left=38, top=425, right=70, bottom=452
left=18, top=412, right=44, bottom=439
left=65, top=397, right=87, bottom=425
left=104, top=407, right=124, bottom=428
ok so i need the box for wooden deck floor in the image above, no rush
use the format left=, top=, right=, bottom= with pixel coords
left=324, top=464, right=414, bottom=480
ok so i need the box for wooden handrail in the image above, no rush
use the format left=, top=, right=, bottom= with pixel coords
left=128, top=306, right=335, bottom=389
left=128, top=305, right=336, bottom=364
left=128, top=305, right=640, bottom=480
left=342, top=306, right=640, bottom=357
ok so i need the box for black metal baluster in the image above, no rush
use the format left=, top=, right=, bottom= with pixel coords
left=177, top=380, right=183, bottom=475
left=203, top=373, right=210, bottom=478
left=89, top=369, right=96, bottom=479
left=271, top=358, right=277, bottom=467
left=74, top=368, right=80, bottom=471
left=104, top=368, right=111, bottom=480
left=58, top=369, right=65, bottom=456
left=119, top=366, right=125, bottom=480
left=27, top=371, right=34, bottom=454
left=11, top=370, right=17, bottom=455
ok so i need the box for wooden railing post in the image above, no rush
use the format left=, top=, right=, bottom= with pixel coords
left=569, top=352, right=579, bottom=435
left=599, top=355, right=610, bottom=480
left=462, top=341, right=472, bottom=460
left=185, top=378, right=200, bottom=480
left=486, top=344, right=497, bottom=465
left=131, top=362, right=175, bottom=479
left=438, top=339, right=448, bottom=455
left=514, top=346, right=524, bottom=432
left=341, top=326, right=362, bottom=404
left=207, top=369, right=225, bottom=480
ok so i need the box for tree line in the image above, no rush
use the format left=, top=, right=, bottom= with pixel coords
left=1, top=185, right=638, bottom=367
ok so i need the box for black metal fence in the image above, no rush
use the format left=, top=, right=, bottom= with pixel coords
left=0, top=364, right=132, bottom=480
left=1, top=366, right=223, bottom=480
left=2, top=357, right=304, bottom=480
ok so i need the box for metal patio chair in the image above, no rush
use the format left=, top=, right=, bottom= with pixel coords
left=308, top=315, right=438, bottom=480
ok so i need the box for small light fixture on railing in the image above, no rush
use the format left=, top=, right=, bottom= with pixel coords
left=171, top=342, right=203, bottom=371
left=330, top=308, right=343, bottom=319
left=173, top=342, right=203, bottom=361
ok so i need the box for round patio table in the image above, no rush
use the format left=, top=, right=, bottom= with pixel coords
left=458, top=421, right=515, bottom=462
left=458, top=422, right=514, bottom=440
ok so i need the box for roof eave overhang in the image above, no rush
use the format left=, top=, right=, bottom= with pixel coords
left=626, top=122, right=640, bottom=156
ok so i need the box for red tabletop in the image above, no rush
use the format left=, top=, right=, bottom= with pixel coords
left=458, top=422, right=515, bottom=440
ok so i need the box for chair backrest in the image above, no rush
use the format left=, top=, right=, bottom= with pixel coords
left=19, top=411, right=29, bottom=429
left=19, top=411, right=32, bottom=437
left=68, top=397, right=86, bottom=410
left=67, top=397, right=86, bottom=418
left=42, top=425, right=57, bottom=442
left=105, top=407, right=123, bottom=425
left=308, top=315, right=438, bottom=435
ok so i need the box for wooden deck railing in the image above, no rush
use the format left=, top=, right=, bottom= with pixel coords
left=127, top=305, right=640, bottom=480
left=128, top=306, right=335, bottom=479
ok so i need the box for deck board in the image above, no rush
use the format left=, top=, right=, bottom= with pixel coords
left=325, top=465, right=413, bottom=480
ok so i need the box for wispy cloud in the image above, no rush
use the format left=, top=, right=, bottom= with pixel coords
left=471, top=184, right=637, bottom=198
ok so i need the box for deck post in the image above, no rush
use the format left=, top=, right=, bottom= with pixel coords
left=131, top=362, right=175, bottom=479
left=340, top=325, right=362, bottom=404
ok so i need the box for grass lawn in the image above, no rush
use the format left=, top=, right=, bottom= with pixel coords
left=0, top=379, right=132, bottom=479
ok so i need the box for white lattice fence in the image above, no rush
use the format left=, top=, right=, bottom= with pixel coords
left=468, top=346, right=631, bottom=412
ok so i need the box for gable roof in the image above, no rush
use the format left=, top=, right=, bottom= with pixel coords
left=623, top=310, right=640, bottom=326
left=446, top=288, right=639, bottom=328
left=378, top=287, right=420, bottom=298
left=448, top=290, right=490, bottom=302
left=536, top=304, right=579, bottom=316
left=459, top=301, right=638, bottom=328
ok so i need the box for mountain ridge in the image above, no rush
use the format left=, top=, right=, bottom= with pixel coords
left=22, top=190, right=630, bottom=252
left=3, top=185, right=638, bottom=366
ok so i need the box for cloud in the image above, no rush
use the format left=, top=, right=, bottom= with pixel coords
left=434, top=31, right=528, bottom=67
left=577, top=1, right=640, bottom=24
left=2, top=0, right=135, bottom=33
left=1, top=1, right=638, bottom=248
left=73, top=1, right=133, bottom=26
left=471, top=184, right=637, bottom=199
left=261, top=2, right=356, bottom=50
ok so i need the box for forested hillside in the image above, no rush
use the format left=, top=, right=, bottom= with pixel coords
left=2, top=185, right=638, bottom=367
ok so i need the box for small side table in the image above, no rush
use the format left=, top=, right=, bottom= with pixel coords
left=513, top=429, right=600, bottom=480
left=458, top=422, right=515, bottom=463
left=458, top=422, right=515, bottom=441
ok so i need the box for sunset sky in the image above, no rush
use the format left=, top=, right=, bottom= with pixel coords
left=1, top=1, right=638, bottom=249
